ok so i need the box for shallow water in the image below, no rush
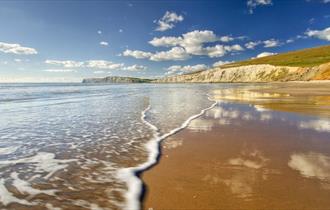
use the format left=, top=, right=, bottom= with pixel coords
left=0, top=83, right=233, bottom=210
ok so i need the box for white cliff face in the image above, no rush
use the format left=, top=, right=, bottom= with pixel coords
left=156, top=63, right=330, bottom=83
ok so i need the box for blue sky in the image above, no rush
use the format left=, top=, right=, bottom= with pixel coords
left=0, top=0, right=329, bottom=82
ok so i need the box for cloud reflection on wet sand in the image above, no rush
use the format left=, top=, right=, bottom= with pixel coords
left=289, top=152, right=330, bottom=181
left=298, top=119, right=330, bottom=132
left=189, top=101, right=330, bottom=134
left=188, top=101, right=330, bottom=199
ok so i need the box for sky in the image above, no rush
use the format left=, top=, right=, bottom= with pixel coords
left=0, top=0, right=330, bottom=82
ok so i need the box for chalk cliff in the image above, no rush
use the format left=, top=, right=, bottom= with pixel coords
left=154, top=62, right=330, bottom=83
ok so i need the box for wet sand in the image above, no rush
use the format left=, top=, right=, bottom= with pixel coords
left=212, top=82, right=330, bottom=118
left=142, top=83, right=330, bottom=210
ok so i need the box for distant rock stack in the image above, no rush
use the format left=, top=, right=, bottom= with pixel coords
left=82, top=76, right=153, bottom=83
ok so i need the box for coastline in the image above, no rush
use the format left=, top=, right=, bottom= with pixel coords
left=141, top=83, right=330, bottom=209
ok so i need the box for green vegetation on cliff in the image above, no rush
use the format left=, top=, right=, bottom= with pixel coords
left=222, top=45, right=330, bottom=68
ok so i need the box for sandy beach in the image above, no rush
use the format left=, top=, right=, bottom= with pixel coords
left=142, top=83, right=330, bottom=210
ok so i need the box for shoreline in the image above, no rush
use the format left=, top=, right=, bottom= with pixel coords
left=118, top=97, right=218, bottom=210
left=1, top=79, right=330, bottom=85
left=141, top=84, right=330, bottom=209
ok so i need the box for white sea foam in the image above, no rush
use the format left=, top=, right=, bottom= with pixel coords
left=117, top=96, right=218, bottom=210
left=0, top=153, right=76, bottom=206
left=0, top=146, right=18, bottom=155
left=45, top=203, right=62, bottom=210
left=0, top=179, right=32, bottom=206
left=10, top=172, right=57, bottom=196
left=72, top=199, right=107, bottom=210
left=0, top=152, right=76, bottom=180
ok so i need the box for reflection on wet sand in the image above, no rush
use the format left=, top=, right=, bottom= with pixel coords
left=289, top=152, right=330, bottom=181
left=189, top=100, right=330, bottom=134
left=298, top=119, right=330, bottom=132
left=143, top=93, right=330, bottom=209
left=211, top=82, right=330, bottom=118
left=228, top=149, right=268, bottom=170
left=220, top=149, right=274, bottom=199
left=162, top=137, right=183, bottom=150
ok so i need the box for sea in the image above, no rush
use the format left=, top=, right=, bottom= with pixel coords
left=0, top=83, right=234, bottom=210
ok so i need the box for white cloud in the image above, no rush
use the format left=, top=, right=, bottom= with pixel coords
left=323, top=0, right=330, bottom=3
left=286, top=38, right=295, bottom=43
left=100, top=41, right=109, bottom=46
left=14, top=59, right=22, bottom=63
left=182, top=30, right=220, bottom=47
left=123, top=30, right=244, bottom=62
left=155, top=11, right=184, bottom=31
left=43, top=69, right=77, bottom=73
left=308, top=18, right=315, bottom=24
left=213, top=60, right=233, bottom=67
left=166, top=64, right=208, bottom=75
left=245, top=41, right=262, bottom=49
left=245, top=39, right=281, bottom=49
left=128, top=30, right=243, bottom=61
left=123, top=47, right=190, bottom=61
left=263, top=39, right=280, bottom=48
left=149, top=31, right=210, bottom=55
left=203, top=44, right=244, bottom=58
left=296, top=34, right=308, bottom=39
left=181, top=31, right=234, bottom=56
left=305, top=27, right=330, bottom=41
left=97, top=30, right=102, bottom=34
left=203, top=45, right=226, bottom=57
left=219, top=36, right=235, bottom=42
left=281, top=35, right=305, bottom=45
left=119, top=29, right=123, bottom=33
left=0, top=42, right=38, bottom=55
left=225, top=44, right=244, bottom=51
left=45, top=60, right=84, bottom=68
left=122, top=49, right=153, bottom=59
left=150, top=47, right=190, bottom=61
left=149, top=36, right=183, bottom=47
left=247, top=0, right=272, bottom=14
left=93, top=70, right=105, bottom=74
left=256, top=52, right=277, bottom=58
left=45, top=59, right=145, bottom=71
left=85, top=60, right=124, bottom=70
left=122, top=64, right=147, bottom=71
left=149, top=31, right=235, bottom=50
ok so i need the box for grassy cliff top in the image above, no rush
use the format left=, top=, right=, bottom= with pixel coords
left=221, top=45, right=330, bottom=68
